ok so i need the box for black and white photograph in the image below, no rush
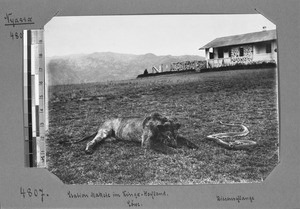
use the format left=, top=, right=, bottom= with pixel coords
left=45, top=14, right=279, bottom=185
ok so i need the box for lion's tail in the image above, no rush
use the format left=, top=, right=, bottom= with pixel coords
left=73, top=131, right=97, bottom=144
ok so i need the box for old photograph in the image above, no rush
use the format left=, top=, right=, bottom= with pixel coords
left=44, top=14, right=279, bottom=185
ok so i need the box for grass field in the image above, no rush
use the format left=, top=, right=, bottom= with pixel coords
left=46, top=68, right=279, bottom=185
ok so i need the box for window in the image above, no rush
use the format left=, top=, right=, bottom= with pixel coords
left=209, top=52, right=214, bottom=59
left=266, top=43, right=272, bottom=53
left=239, top=47, right=244, bottom=56
left=223, top=48, right=231, bottom=58
left=256, top=43, right=265, bottom=54
left=218, top=48, right=224, bottom=58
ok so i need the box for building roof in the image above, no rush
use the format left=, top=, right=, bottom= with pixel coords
left=199, top=29, right=276, bottom=50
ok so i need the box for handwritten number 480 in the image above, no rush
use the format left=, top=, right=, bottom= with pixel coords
left=20, top=187, right=48, bottom=202
left=10, top=32, right=23, bottom=40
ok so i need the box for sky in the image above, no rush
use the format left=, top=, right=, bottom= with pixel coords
left=44, top=14, right=276, bottom=58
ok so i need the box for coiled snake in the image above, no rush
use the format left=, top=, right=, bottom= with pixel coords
left=207, top=121, right=257, bottom=150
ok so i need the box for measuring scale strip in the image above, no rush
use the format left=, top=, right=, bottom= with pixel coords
left=23, top=29, right=46, bottom=167
left=23, top=31, right=32, bottom=166
left=36, top=29, right=46, bottom=167
left=33, top=29, right=46, bottom=168
left=23, top=30, right=32, bottom=166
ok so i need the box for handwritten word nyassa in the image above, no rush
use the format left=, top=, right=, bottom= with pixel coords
left=4, top=13, right=34, bottom=27
left=20, top=187, right=49, bottom=203
left=216, top=195, right=254, bottom=203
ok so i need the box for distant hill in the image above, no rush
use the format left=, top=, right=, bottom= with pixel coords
left=46, top=52, right=205, bottom=85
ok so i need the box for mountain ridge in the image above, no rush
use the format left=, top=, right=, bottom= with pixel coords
left=46, top=52, right=205, bottom=85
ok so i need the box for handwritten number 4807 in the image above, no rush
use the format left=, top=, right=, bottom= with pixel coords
left=10, top=32, right=23, bottom=40
left=20, top=187, right=49, bottom=202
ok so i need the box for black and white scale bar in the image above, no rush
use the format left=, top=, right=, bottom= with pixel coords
left=23, top=30, right=35, bottom=167
left=23, top=29, right=47, bottom=168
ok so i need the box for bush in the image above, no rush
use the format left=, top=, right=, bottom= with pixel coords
left=137, top=69, right=196, bottom=78
left=201, top=61, right=276, bottom=73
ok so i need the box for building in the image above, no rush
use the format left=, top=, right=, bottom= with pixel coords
left=199, top=29, right=277, bottom=68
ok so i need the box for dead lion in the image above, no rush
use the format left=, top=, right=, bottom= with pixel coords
left=74, top=113, right=198, bottom=154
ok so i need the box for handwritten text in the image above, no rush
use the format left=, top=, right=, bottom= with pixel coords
left=67, top=190, right=169, bottom=207
left=4, top=13, right=34, bottom=27
left=20, top=187, right=49, bottom=203
left=216, top=195, right=254, bottom=203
